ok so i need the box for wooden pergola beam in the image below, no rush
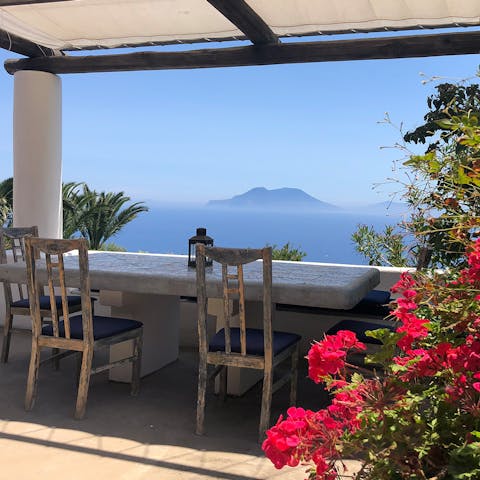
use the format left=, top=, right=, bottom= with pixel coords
left=5, top=30, right=480, bottom=75
left=0, top=28, right=57, bottom=57
left=206, top=0, right=278, bottom=45
left=0, top=0, right=72, bottom=6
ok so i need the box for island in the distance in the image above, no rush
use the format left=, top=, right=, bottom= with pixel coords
left=207, top=187, right=339, bottom=210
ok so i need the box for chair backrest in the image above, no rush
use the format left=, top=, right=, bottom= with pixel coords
left=25, top=237, right=93, bottom=344
left=196, top=245, right=272, bottom=359
left=0, top=226, right=39, bottom=303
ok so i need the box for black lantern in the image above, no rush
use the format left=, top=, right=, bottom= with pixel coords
left=188, top=227, right=213, bottom=268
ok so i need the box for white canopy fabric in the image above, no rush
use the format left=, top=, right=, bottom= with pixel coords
left=0, top=0, right=479, bottom=52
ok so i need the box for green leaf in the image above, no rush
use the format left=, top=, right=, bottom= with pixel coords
left=435, top=118, right=457, bottom=129
left=457, top=166, right=473, bottom=185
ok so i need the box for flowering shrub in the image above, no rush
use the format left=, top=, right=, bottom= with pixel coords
left=263, top=239, right=480, bottom=480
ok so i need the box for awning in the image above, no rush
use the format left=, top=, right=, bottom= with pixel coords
left=0, top=0, right=479, bottom=52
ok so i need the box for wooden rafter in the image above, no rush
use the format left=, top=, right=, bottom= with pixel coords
left=206, top=0, right=278, bottom=45
left=0, top=0, right=72, bottom=6
left=0, top=28, right=57, bottom=57
left=4, top=30, right=480, bottom=75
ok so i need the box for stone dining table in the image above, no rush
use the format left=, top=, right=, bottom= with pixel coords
left=0, top=251, right=380, bottom=385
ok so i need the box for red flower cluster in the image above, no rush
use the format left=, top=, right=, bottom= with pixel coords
left=444, top=337, right=480, bottom=404
left=466, top=239, right=480, bottom=282
left=391, top=270, right=416, bottom=294
left=264, top=239, right=480, bottom=480
left=390, top=240, right=480, bottom=408
left=474, top=373, right=480, bottom=393
left=263, top=332, right=369, bottom=479
left=390, top=277, right=430, bottom=351
left=327, top=388, right=364, bottom=431
left=307, top=330, right=366, bottom=383
left=262, top=406, right=343, bottom=478
left=452, top=238, right=480, bottom=287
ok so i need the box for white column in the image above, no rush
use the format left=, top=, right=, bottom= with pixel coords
left=13, top=70, right=62, bottom=238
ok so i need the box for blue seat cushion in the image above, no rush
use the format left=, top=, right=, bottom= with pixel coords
left=362, top=289, right=391, bottom=305
left=12, top=295, right=83, bottom=310
left=349, top=289, right=391, bottom=317
left=276, top=290, right=391, bottom=318
left=42, top=315, right=143, bottom=340
left=326, top=319, right=396, bottom=345
left=209, top=328, right=301, bottom=356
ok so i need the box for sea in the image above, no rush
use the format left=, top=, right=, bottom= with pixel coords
left=112, top=205, right=405, bottom=265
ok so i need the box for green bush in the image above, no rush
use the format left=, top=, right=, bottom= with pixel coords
left=270, top=242, right=307, bottom=261
left=97, top=242, right=127, bottom=252
left=352, top=75, right=480, bottom=268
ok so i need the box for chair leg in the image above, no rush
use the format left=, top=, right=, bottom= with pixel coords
left=25, top=339, right=41, bottom=411
left=259, top=366, right=273, bottom=443
left=196, top=354, right=208, bottom=435
left=290, top=344, right=299, bottom=406
left=1, top=313, right=13, bottom=363
left=74, top=347, right=93, bottom=420
left=131, top=330, right=143, bottom=396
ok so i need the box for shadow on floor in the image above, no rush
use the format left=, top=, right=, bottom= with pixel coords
left=0, top=333, right=335, bottom=480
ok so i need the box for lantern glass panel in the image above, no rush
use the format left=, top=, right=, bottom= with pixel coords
left=188, top=227, right=213, bottom=268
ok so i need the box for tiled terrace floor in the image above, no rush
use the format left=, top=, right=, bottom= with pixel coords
left=0, top=333, right=360, bottom=480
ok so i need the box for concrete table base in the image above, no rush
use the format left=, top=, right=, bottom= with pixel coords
left=100, top=290, right=180, bottom=382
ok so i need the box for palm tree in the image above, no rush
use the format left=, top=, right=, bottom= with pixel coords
left=1, top=177, right=148, bottom=248
left=0, top=198, right=9, bottom=227
left=0, top=177, right=13, bottom=226
left=62, top=181, right=85, bottom=238
left=69, top=185, right=148, bottom=250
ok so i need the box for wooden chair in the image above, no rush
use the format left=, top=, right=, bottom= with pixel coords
left=195, top=245, right=301, bottom=442
left=1, top=226, right=85, bottom=363
left=24, top=237, right=143, bottom=419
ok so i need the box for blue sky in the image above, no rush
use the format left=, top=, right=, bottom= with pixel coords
left=0, top=46, right=479, bottom=207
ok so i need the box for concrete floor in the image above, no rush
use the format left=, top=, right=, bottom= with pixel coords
left=0, top=333, right=360, bottom=480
